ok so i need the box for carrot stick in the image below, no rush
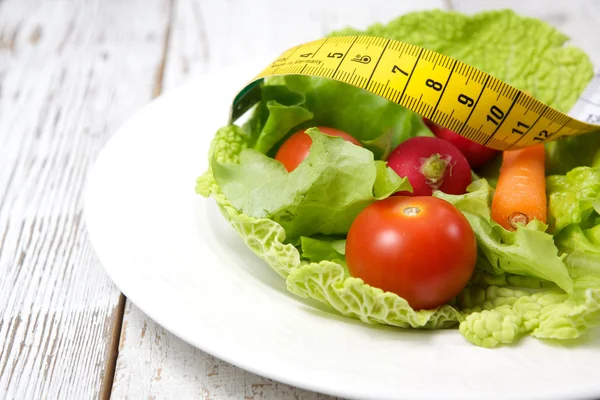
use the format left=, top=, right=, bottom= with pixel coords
left=491, top=144, right=547, bottom=231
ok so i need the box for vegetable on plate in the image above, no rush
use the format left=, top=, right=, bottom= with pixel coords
left=196, top=9, right=600, bottom=348
left=346, top=196, right=476, bottom=310
left=386, top=136, right=472, bottom=196
left=492, top=144, right=547, bottom=230
left=423, top=118, right=499, bottom=169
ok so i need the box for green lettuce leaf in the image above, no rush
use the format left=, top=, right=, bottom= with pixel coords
left=300, top=236, right=346, bottom=263
left=287, top=260, right=461, bottom=329
left=546, top=166, right=600, bottom=287
left=212, top=128, right=411, bottom=240
left=265, top=75, right=432, bottom=159
left=457, top=285, right=600, bottom=347
left=545, top=133, right=600, bottom=175
left=246, top=85, right=314, bottom=154
left=587, top=223, right=600, bottom=245
left=555, top=225, right=600, bottom=281
left=547, top=166, right=600, bottom=233
left=435, top=180, right=574, bottom=293
left=253, top=100, right=313, bottom=154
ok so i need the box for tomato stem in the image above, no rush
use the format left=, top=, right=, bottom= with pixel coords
left=403, top=206, right=421, bottom=216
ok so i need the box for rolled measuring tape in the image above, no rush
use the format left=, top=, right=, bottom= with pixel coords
left=230, top=36, right=600, bottom=150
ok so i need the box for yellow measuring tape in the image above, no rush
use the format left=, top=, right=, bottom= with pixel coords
left=230, top=36, right=600, bottom=150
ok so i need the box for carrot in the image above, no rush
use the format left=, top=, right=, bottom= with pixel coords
left=491, top=144, right=547, bottom=231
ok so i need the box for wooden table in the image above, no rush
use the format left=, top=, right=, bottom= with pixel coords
left=1, top=1, right=599, bottom=398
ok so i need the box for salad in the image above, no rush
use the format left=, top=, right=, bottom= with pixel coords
left=196, top=9, right=600, bottom=347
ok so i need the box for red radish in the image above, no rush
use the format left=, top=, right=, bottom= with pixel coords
left=423, top=118, right=498, bottom=169
left=387, top=137, right=472, bottom=196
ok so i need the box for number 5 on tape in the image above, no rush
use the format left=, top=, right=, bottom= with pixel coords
left=230, top=36, right=600, bottom=150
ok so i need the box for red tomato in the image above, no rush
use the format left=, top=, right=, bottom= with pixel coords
left=345, top=196, right=476, bottom=310
left=275, top=127, right=362, bottom=172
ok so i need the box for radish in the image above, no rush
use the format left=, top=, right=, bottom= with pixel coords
left=387, top=137, right=472, bottom=196
left=423, top=118, right=498, bottom=169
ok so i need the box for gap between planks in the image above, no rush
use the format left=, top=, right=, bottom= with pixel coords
left=153, top=0, right=176, bottom=99
left=99, top=294, right=125, bottom=400
left=99, top=0, right=176, bottom=398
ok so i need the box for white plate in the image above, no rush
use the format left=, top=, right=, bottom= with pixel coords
left=84, top=62, right=600, bottom=400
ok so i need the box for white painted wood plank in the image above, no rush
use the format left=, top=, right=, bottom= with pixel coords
left=451, top=0, right=600, bottom=67
left=162, top=0, right=448, bottom=90
left=114, top=1, right=447, bottom=399
left=113, top=302, right=338, bottom=400
left=0, top=0, right=171, bottom=398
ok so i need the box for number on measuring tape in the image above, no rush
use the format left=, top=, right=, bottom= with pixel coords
left=533, top=130, right=550, bottom=141
left=486, top=106, right=505, bottom=126
left=512, top=121, right=530, bottom=135
left=458, top=94, right=474, bottom=107
left=392, top=65, right=408, bottom=76
left=426, top=79, right=443, bottom=92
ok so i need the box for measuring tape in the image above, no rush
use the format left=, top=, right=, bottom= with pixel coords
left=230, top=36, right=600, bottom=150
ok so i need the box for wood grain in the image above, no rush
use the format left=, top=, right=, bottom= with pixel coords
left=0, top=0, right=171, bottom=398
left=112, top=302, right=338, bottom=400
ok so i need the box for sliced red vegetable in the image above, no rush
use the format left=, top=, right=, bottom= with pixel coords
left=423, top=118, right=498, bottom=169
left=387, top=136, right=472, bottom=196
left=275, top=126, right=362, bottom=172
